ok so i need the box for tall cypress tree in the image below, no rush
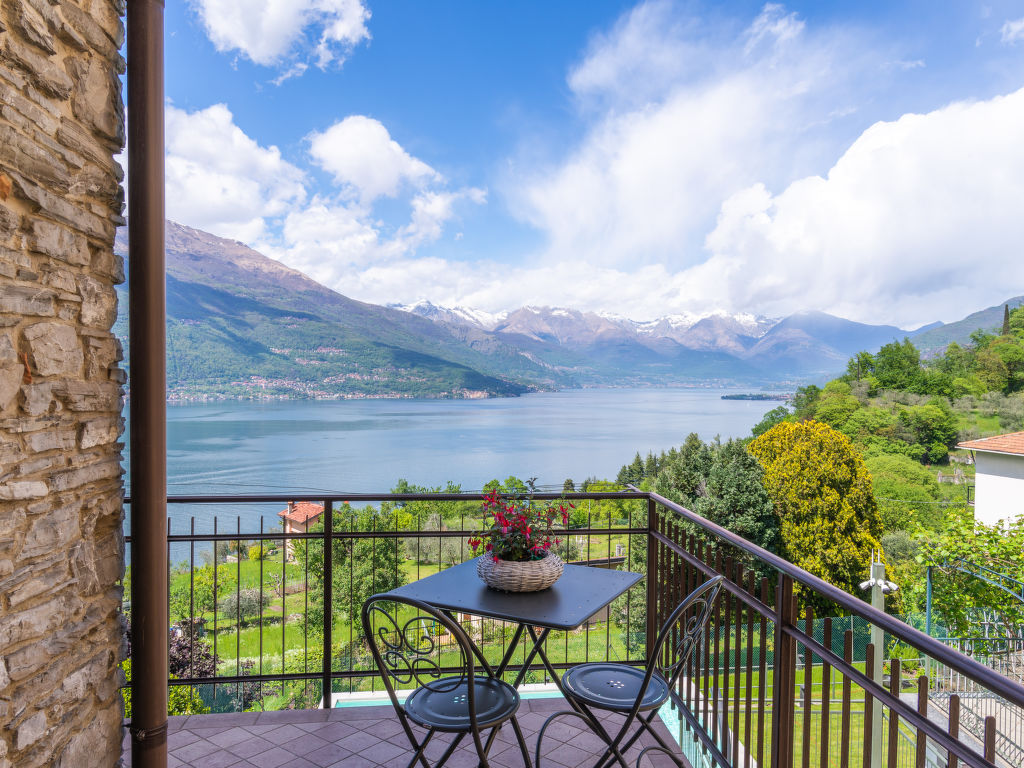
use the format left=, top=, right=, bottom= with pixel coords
left=1002, top=304, right=1011, bottom=335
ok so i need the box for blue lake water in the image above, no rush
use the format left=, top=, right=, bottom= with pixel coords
left=128, top=388, right=781, bottom=534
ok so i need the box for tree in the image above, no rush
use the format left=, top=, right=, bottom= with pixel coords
left=617, top=453, right=645, bottom=486
left=749, top=420, right=882, bottom=613
left=751, top=405, right=790, bottom=438
left=404, top=512, right=471, bottom=567
left=791, top=385, right=821, bottom=421
left=813, top=381, right=861, bottom=430
left=873, top=339, right=923, bottom=391
left=918, top=509, right=1024, bottom=638
left=975, top=347, right=1009, bottom=391
left=1009, top=305, right=1024, bottom=336
left=864, top=454, right=945, bottom=532
left=695, top=439, right=781, bottom=580
left=898, top=399, right=959, bottom=463
left=306, top=504, right=406, bottom=638
left=218, top=588, right=271, bottom=627
left=169, top=565, right=217, bottom=622
left=845, top=350, right=876, bottom=383
left=653, top=433, right=712, bottom=507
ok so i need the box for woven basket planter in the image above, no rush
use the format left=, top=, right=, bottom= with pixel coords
left=476, top=552, right=564, bottom=592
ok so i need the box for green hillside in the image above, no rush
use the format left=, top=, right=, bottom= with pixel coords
left=911, top=295, right=1024, bottom=356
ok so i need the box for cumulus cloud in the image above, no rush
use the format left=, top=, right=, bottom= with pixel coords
left=164, top=103, right=483, bottom=297
left=165, top=104, right=307, bottom=242
left=191, top=0, right=370, bottom=70
left=697, top=87, right=1024, bottom=326
left=309, top=116, right=441, bottom=202
left=1002, top=18, right=1024, bottom=44
left=515, top=2, right=867, bottom=270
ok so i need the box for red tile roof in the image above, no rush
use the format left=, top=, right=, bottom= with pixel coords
left=278, top=501, right=325, bottom=524
left=958, top=431, right=1024, bottom=456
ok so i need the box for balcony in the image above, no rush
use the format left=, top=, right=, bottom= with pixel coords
left=121, top=489, right=1024, bottom=768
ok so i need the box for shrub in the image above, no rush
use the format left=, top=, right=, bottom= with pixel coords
left=217, top=588, right=270, bottom=625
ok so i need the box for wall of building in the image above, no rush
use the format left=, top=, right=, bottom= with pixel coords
left=0, top=1, right=126, bottom=766
left=973, top=452, right=1024, bottom=526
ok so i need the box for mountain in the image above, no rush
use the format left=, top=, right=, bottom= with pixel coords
left=115, top=221, right=952, bottom=397
left=397, top=302, right=912, bottom=381
left=741, top=311, right=906, bottom=375
left=911, top=295, right=1024, bottom=356
left=115, top=223, right=568, bottom=400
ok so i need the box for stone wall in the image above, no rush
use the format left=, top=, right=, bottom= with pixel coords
left=0, top=1, right=126, bottom=767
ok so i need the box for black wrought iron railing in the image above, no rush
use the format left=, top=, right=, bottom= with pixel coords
left=123, top=489, right=1024, bottom=768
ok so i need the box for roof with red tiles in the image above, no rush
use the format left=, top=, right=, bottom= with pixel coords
left=958, top=431, right=1024, bottom=456
left=277, top=501, right=325, bottom=524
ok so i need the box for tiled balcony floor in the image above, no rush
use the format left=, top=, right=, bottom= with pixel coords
left=121, top=697, right=687, bottom=768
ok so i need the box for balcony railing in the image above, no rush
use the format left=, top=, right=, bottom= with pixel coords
left=123, top=489, right=1024, bottom=768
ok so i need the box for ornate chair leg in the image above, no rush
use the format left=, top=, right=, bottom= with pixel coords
left=535, top=709, right=621, bottom=768
left=433, top=731, right=467, bottom=768
left=509, top=716, right=533, bottom=768
left=635, top=745, right=684, bottom=768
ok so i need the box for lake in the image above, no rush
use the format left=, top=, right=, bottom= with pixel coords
left=129, top=388, right=782, bottom=534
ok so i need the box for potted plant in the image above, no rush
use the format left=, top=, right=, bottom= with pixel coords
left=468, top=488, right=572, bottom=592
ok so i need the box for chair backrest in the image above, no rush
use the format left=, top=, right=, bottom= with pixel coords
left=361, top=594, right=496, bottom=721
left=649, top=575, right=725, bottom=690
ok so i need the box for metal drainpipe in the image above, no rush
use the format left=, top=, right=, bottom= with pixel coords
left=128, top=1, right=168, bottom=766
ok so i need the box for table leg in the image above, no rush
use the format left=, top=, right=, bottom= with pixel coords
left=495, top=624, right=527, bottom=679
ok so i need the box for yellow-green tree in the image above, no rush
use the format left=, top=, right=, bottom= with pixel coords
left=749, top=420, right=882, bottom=612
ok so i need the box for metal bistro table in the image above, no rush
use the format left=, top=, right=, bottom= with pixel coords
left=384, top=558, right=644, bottom=695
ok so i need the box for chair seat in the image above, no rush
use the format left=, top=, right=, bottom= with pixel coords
left=404, top=676, right=520, bottom=732
left=561, top=663, right=670, bottom=712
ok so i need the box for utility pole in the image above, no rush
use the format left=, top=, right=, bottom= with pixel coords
left=860, top=552, right=898, bottom=768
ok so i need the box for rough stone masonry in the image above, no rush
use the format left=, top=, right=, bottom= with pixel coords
left=0, top=1, right=127, bottom=766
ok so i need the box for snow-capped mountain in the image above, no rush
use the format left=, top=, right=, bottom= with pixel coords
left=396, top=302, right=776, bottom=350
left=388, top=300, right=507, bottom=329
left=394, top=301, right=912, bottom=378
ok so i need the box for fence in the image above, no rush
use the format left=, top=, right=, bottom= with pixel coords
left=123, top=489, right=1024, bottom=768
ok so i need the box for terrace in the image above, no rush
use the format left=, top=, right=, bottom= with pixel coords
left=119, top=489, right=1024, bottom=768
left=3, top=3, right=1024, bottom=768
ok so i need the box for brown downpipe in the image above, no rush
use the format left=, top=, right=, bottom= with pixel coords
left=128, top=1, right=167, bottom=766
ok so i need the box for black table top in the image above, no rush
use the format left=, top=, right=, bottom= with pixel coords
left=384, top=559, right=644, bottom=631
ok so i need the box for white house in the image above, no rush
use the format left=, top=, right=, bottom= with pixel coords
left=957, top=432, right=1024, bottom=526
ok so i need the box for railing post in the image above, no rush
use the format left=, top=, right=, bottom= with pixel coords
left=771, top=574, right=795, bottom=768
left=322, top=500, right=333, bottom=709
left=646, top=497, right=658, bottom=666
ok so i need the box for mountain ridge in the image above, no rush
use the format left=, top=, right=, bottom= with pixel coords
left=115, top=221, right=1024, bottom=397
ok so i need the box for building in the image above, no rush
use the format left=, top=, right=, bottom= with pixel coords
left=277, top=500, right=325, bottom=535
left=958, top=431, right=1024, bottom=526
left=278, top=501, right=325, bottom=558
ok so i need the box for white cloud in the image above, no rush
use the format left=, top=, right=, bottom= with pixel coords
left=308, top=116, right=441, bottom=202
left=165, top=104, right=306, bottom=242
left=191, top=0, right=369, bottom=70
left=163, top=104, right=484, bottom=296
left=697, top=87, right=1024, bottom=326
left=401, top=188, right=487, bottom=248
left=515, top=2, right=866, bottom=270
left=1001, top=17, right=1024, bottom=43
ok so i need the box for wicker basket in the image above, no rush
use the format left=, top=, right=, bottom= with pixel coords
left=476, top=552, right=564, bottom=592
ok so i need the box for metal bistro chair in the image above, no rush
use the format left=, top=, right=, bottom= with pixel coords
left=362, top=594, right=533, bottom=768
left=536, top=575, right=725, bottom=768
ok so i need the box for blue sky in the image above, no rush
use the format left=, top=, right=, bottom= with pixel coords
left=161, top=1, right=1024, bottom=327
